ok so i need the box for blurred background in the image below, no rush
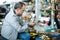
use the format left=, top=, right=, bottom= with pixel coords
left=0, top=0, right=60, bottom=40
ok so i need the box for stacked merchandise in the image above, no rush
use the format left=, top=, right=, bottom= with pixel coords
left=19, top=0, right=60, bottom=40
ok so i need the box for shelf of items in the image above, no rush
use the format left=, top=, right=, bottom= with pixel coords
left=21, top=0, right=60, bottom=40
left=35, top=0, right=57, bottom=33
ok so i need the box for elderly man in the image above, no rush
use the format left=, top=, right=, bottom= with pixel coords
left=1, top=2, right=35, bottom=40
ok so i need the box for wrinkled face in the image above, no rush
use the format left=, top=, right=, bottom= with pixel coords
left=16, top=5, right=26, bottom=16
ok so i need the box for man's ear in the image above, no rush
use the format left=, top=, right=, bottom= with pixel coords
left=16, top=9, right=19, bottom=12
left=17, top=8, right=19, bottom=11
left=15, top=9, right=19, bottom=14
